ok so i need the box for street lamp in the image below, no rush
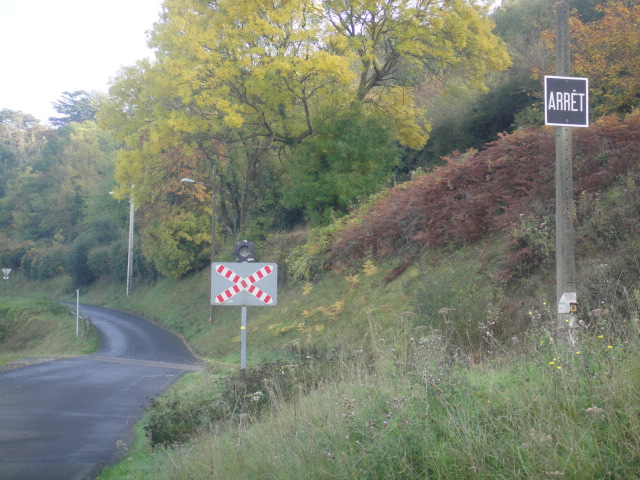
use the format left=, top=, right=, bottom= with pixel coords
left=182, top=166, right=217, bottom=323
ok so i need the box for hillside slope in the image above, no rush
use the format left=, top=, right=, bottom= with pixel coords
left=67, top=114, right=640, bottom=363
left=20, top=116, right=640, bottom=479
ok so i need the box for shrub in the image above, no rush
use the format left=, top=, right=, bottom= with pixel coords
left=144, top=346, right=348, bottom=448
left=31, top=245, right=67, bottom=280
left=328, top=116, right=640, bottom=274
left=144, top=384, right=229, bottom=447
left=68, top=233, right=97, bottom=287
left=87, top=244, right=113, bottom=279
left=0, top=240, right=34, bottom=270
left=18, top=246, right=66, bottom=280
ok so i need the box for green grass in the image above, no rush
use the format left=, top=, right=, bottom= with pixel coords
left=0, top=295, right=99, bottom=365
left=7, top=255, right=640, bottom=480
left=102, top=317, right=640, bottom=479
left=86, top=228, right=640, bottom=478
left=6, top=205, right=640, bottom=479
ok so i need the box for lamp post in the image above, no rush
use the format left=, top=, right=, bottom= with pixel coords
left=126, top=187, right=135, bottom=297
left=182, top=163, right=217, bottom=323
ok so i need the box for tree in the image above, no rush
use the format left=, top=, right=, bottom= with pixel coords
left=101, top=0, right=510, bottom=275
left=6, top=122, right=117, bottom=242
left=0, top=109, right=49, bottom=206
left=284, top=106, right=399, bottom=223
left=49, top=90, right=107, bottom=127
left=147, top=0, right=509, bottom=149
left=571, top=2, right=640, bottom=116
left=320, top=0, right=511, bottom=147
left=0, top=109, right=48, bottom=166
left=141, top=206, right=211, bottom=278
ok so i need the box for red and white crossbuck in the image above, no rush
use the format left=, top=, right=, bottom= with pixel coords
left=214, top=264, right=274, bottom=304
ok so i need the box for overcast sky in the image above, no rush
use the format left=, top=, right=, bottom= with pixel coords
left=0, top=0, right=163, bottom=124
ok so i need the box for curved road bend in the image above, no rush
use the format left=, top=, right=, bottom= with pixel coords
left=0, top=304, right=200, bottom=480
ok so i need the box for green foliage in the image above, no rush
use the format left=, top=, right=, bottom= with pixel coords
left=8, top=169, right=54, bottom=241
left=141, top=209, right=210, bottom=279
left=0, top=297, right=98, bottom=364
left=286, top=217, right=350, bottom=282
left=405, top=0, right=557, bottom=175
left=3, top=121, right=118, bottom=248
left=0, top=109, right=47, bottom=166
left=68, top=233, right=98, bottom=287
left=101, top=0, right=510, bottom=257
left=416, top=76, right=539, bottom=172
left=257, top=229, right=310, bottom=285
left=284, top=109, right=399, bottom=224
left=0, top=240, right=34, bottom=271
left=87, top=245, right=114, bottom=280
left=504, top=212, right=555, bottom=280
left=144, top=346, right=350, bottom=448
left=122, top=311, right=640, bottom=479
left=0, top=112, right=129, bottom=287
left=20, top=245, right=67, bottom=281
left=144, top=375, right=228, bottom=448
left=88, top=217, right=120, bottom=244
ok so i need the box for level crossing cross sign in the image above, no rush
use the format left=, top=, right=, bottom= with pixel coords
left=211, top=263, right=278, bottom=306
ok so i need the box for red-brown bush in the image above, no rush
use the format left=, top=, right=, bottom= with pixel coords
left=330, top=115, right=640, bottom=267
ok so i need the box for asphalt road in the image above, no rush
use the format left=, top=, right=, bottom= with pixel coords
left=0, top=304, right=200, bottom=480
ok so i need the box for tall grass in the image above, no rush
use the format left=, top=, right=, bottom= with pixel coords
left=0, top=296, right=98, bottom=364
left=115, top=310, right=639, bottom=480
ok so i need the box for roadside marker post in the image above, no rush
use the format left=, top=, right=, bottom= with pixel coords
left=75, top=289, right=80, bottom=337
left=2, top=268, right=10, bottom=295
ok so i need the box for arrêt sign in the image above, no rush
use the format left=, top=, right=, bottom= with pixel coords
left=544, top=75, right=589, bottom=128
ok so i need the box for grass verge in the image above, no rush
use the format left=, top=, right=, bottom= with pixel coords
left=0, top=296, right=98, bottom=365
left=103, top=312, right=640, bottom=479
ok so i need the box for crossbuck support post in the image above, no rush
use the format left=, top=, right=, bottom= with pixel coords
left=241, top=306, right=247, bottom=369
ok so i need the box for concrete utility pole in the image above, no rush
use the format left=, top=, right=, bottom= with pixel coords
left=555, top=0, right=578, bottom=339
left=126, top=186, right=135, bottom=297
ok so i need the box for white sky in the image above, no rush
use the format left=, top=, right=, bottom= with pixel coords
left=0, top=0, right=164, bottom=124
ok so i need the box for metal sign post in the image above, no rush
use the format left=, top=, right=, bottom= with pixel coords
left=241, top=306, right=248, bottom=369
left=211, top=261, right=278, bottom=368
